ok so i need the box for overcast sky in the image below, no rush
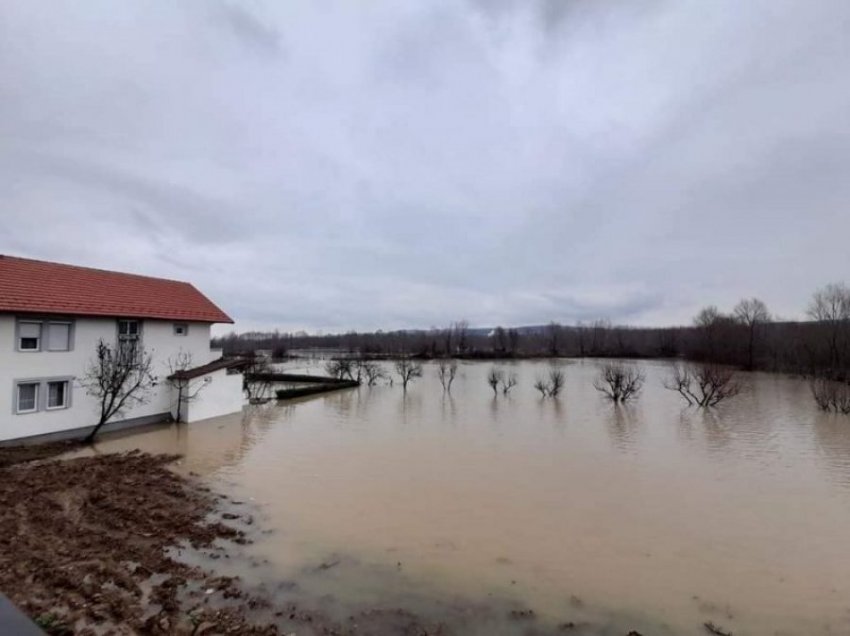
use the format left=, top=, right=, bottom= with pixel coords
left=1, top=0, right=848, bottom=333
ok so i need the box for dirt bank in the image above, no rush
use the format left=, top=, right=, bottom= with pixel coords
left=0, top=450, right=277, bottom=635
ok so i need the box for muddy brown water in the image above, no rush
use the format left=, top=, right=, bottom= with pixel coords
left=69, top=360, right=850, bottom=634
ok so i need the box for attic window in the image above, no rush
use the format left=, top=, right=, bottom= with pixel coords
left=173, top=323, right=189, bottom=336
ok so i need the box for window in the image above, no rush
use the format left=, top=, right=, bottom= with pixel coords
left=13, top=378, right=73, bottom=415
left=47, top=322, right=71, bottom=351
left=16, top=383, right=38, bottom=413
left=16, top=319, right=74, bottom=352
left=18, top=322, right=41, bottom=351
left=47, top=381, right=69, bottom=409
left=173, top=323, right=188, bottom=336
left=118, top=319, right=140, bottom=338
left=118, top=319, right=140, bottom=360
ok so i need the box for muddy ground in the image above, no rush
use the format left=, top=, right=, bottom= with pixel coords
left=0, top=448, right=660, bottom=636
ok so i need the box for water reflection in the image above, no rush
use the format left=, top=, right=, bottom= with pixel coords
left=811, top=410, right=850, bottom=488
left=604, top=404, right=641, bottom=452
left=439, top=394, right=457, bottom=425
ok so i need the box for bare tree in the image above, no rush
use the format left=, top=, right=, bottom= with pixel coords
left=808, top=282, right=850, bottom=372
left=362, top=361, right=385, bottom=386
left=576, top=321, right=587, bottom=357
left=547, top=321, right=561, bottom=356
left=487, top=367, right=504, bottom=396
left=593, top=363, right=645, bottom=403
left=325, top=358, right=355, bottom=380
left=590, top=319, right=610, bottom=355
left=548, top=367, right=565, bottom=397
left=243, top=355, right=275, bottom=402
left=694, top=306, right=723, bottom=359
left=453, top=320, right=470, bottom=355
left=665, top=364, right=741, bottom=407
left=492, top=326, right=508, bottom=354
left=507, top=328, right=520, bottom=356
left=810, top=377, right=850, bottom=414
left=437, top=360, right=458, bottom=393
left=80, top=339, right=157, bottom=443
left=534, top=378, right=549, bottom=397
left=165, top=352, right=209, bottom=423
left=534, top=366, right=565, bottom=398
left=734, top=298, right=771, bottom=370
left=395, top=357, right=423, bottom=392
left=500, top=372, right=518, bottom=396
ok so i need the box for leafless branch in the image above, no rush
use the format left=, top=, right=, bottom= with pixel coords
left=437, top=360, right=458, bottom=392
left=395, top=357, right=423, bottom=392
left=810, top=377, right=850, bottom=414
left=487, top=367, right=504, bottom=396
left=593, top=362, right=645, bottom=402
left=664, top=363, right=741, bottom=408
left=362, top=361, right=385, bottom=386
left=79, top=339, right=157, bottom=442
left=500, top=372, right=518, bottom=396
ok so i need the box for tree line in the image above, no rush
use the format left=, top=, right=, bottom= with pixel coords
left=215, top=283, right=850, bottom=412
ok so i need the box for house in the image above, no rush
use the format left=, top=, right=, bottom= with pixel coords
left=0, top=255, right=245, bottom=444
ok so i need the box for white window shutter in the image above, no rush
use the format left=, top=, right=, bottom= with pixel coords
left=20, top=322, right=40, bottom=338
left=48, top=323, right=70, bottom=351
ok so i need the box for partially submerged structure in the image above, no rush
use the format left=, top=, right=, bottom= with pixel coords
left=0, top=255, right=244, bottom=443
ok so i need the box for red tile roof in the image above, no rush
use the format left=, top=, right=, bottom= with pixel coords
left=0, top=255, right=233, bottom=323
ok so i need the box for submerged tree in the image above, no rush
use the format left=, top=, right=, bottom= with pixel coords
left=361, top=361, right=385, bottom=386
left=548, top=367, right=565, bottom=396
left=664, top=364, right=741, bottom=408
left=500, top=372, right=518, bottom=396
left=487, top=367, right=504, bottom=396
left=534, top=366, right=565, bottom=398
left=810, top=377, right=850, bottom=414
left=437, top=359, right=458, bottom=393
left=593, top=363, right=645, bottom=403
left=80, top=339, right=157, bottom=443
left=325, top=358, right=355, bottom=381
left=395, top=357, right=423, bottom=392
left=243, top=355, right=275, bottom=402
left=534, top=378, right=549, bottom=397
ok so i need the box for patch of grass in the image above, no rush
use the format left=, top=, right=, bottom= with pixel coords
left=34, top=612, right=72, bottom=635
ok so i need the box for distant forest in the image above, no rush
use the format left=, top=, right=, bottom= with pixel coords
left=213, top=284, right=850, bottom=381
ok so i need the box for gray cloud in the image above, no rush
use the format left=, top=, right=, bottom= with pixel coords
left=1, top=0, right=848, bottom=333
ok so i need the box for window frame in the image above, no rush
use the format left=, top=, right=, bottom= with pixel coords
left=117, top=319, right=142, bottom=362
left=17, top=321, right=42, bottom=352
left=173, top=323, right=189, bottom=336
left=46, top=380, right=69, bottom=410
left=15, top=382, right=39, bottom=414
left=15, top=317, right=75, bottom=352
left=46, top=321, right=73, bottom=352
left=12, top=377, right=75, bottom=415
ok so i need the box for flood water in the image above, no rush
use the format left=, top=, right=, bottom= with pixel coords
left=76, top=360, right=850, bottom=634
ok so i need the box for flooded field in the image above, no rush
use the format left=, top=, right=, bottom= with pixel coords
left=77, top=360, right=850, bottom=634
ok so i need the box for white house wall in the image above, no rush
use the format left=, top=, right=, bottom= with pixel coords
left=183, top=369, right=245, bottom=424
left=0, top=315, right=237, bottom=442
